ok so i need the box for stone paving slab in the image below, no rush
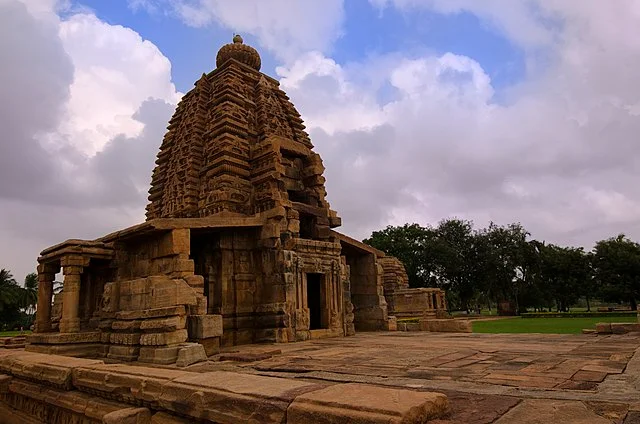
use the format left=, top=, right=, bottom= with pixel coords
left=287, top=383, right=449, bottom=424
left=218, top=332, right=640, bottom=422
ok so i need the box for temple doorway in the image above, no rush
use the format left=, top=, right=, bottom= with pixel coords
left=307, top=273, right=326, bottom=330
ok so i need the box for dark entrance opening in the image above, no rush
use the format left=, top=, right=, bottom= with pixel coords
left=299, top=213, right=315, bottom=239
left=307, top=273, right=325, bottom=330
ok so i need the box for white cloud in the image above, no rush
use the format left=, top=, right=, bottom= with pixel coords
left=43, top=13, right=180, bottom=155
left=3, top=0, right=640, bottom=283
left=0, top=0, right=179, bottom=281
left=171, top=0, right=345, bottom=61
left=276, top=1, right=640, bottom=250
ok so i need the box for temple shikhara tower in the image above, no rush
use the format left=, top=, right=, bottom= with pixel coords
left=28, top=36, right=446, bottom=363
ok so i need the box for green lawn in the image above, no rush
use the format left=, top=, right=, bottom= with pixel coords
left=0, top=331, right=31, bottom=337
left=472, top=316, right=636, bottom=334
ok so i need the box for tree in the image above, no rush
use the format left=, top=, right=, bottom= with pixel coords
left=477, top=223, right=531, bottom=314
left=22, top=272, right=38, bottom=315
left=364, top=224, right=439, bottom=287
left=432, top=218, right=477, bottom=311
left=539, top=245, right=588, bottom=312
left=0, top=269, right=20, bottom=312
left=592, top=234, right=640, bottom=310
left=0, top=269, right=25, bottom=330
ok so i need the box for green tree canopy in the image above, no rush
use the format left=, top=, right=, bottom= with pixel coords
left=592, top=234, right=640, bottom=310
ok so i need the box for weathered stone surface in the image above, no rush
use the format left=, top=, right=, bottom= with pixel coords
left=494, top=400, right=611, bottom=423
left=103, top=408, right=152, bottom=424
left=288, top=383, right=449, bottom=424
left=25, top=342, right=103, bottom=358
left=420, top=319, right=472, bottom=333
left=73, top=363, right=190, bottom=406
left=596, top=322, right=612, bottom=334
left=0, top=350, right=103, bottom=389
left=1, top=378, right=124, bottom=423
left=116, top=306, right=186, bottom=321
left=140, top=329, right=188, bottom=346
left=176, top=343, right=207, bottom=367
left=140, top=315, right=186, bottom=332
left=27, top=331, right=101, bottom=344
left=138, top=346, right=180, bottom=364
left=187, top=314, right=222, bottom=339
left=611, top=322, right=640, bottom=334
left=158, top=371, right=324, bottom=423
left=199, top=337, right=221, bottom=356
left=0, top=374, right=12, bottom=393
left=151, top=412, right=192, bottom=424
left=110, top=332, right=142, bottom=345
left=107, top=345, right=140, bottom=361
left=112, top=320, right=143, bottom=331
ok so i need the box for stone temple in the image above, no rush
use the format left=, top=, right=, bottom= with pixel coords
left=28, top=36, right=447, bottom=363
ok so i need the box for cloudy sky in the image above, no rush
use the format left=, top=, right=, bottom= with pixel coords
left=2, top=0, right=640, bottom=282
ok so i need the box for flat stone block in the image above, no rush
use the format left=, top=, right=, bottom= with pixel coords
left=0, top=374, right=12, bottom=393
left=103, top=407, right=151, bottom=424
left=387, top=316, right=398, bottom=331
left=25, top=343, right=103, bottom=358
left=405, top=322, right=421, bottom=331
left=610, top=322, right=640, bottom=334
left=116, top=306, right=186, bottom=321
left=27, top=331, right=101, bottom=344
left=187, top=314, right=222, bottom=339
left=110, top=332, right=142, bottom=345
left=159, top=371, right=324, bottom=423
left=5, top=379, right=124, bottom=421
left=0, top=350, right=103, bottom=390
left=140, top=315, right=186, bottom=332
left=72, top=363, right=190, bottom=406
left=108, top=346, right=140, bottom=362
left=595, top=322, right=612, bottom=334
left=140, top=329, right=188, bottom=346
left=494, top=399, right=610, bottom=423
left=138, top=346, right=180, bottom=364
left=151, top=412, right=192, bottom=424
left=112, top=320, right=142, bottom=331
left=183, top=275, right=204, bottom=289
left=199, top=337, right=220, bottom=356
left=176, top=343, right=207, bottom=367
left=287, top=383, right=449, bottom=424
left=420, top=318, right=472, bottom=333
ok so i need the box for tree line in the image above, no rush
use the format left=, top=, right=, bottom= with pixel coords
left=0, top=269, right=38, bottom=330
left=364, top=219, right=640, bottom=314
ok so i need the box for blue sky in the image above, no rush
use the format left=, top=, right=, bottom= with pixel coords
left=5, top=0, right=639, bottom=282
left=72, top=0, right=526, bottom=94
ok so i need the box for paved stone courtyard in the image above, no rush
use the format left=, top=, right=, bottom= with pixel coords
left=188, top=331, right=640, bottom=423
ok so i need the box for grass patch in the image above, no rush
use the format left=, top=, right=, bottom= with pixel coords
left=472, top=316, right=636, bottom=334
left=0, top=331, right=31, bottom=337
left=521, top=311, right=636, bottom=318
left=397, top=318, right=420, bottom=323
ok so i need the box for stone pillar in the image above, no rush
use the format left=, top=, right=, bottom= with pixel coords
left=59, top=257, right=86, bottom=333
left=34, top=263, right=57, bottom=333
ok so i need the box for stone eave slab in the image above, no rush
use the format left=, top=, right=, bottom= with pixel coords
left=332, top=230, right=386, bottom=258
left=99, top=216, right=265, bottom=243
